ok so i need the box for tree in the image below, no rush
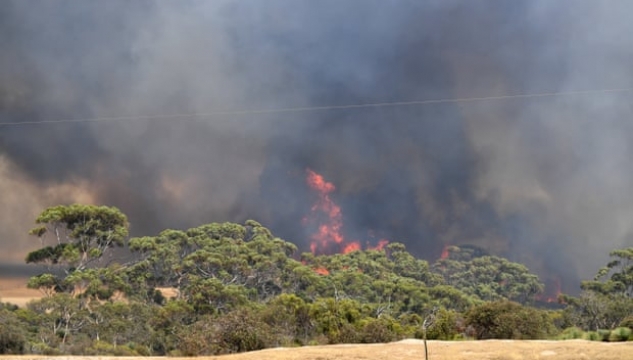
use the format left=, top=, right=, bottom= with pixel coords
left=26, top=205, right=129, bottom=295
left=432, top=246, right=544, bottom=303
left=582, top=247, right=633, bottom=298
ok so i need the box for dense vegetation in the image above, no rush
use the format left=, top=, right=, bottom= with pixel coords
left=1, top=204, right=632, bottom=355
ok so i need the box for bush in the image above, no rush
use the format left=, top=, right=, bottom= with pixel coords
left=559, top=327, right=584, bottom=340
left=426, top=308, right=459, bottom=340
left=609, top=327, right=632, bottom=342
left=465, top=301, right=555, bottom=339
left=597, top=329, right=611, bottom=342
left=619, top=315, right=633, bottom=330
left=583, top=331, right=600, bottom=341
left=83, top=341, right=140, bottom=356
left=212, top=309, right=274, bottom=354
left=0, top=310, right=27, bottom=354
left=176, top=309, right=274, bottom=356
left=359, top=317, right=401, bottom=343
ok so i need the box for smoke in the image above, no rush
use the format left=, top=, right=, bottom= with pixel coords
left=1, top=0, right=633, bottom=292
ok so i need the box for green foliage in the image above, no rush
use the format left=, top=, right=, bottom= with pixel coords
left=619, top=315, right=633, bottom=329
left=597, top=329, right=612, bottom=342
left=558, top=326, right=584, bottom=340
left=426, top=308, right=460, bottom=340
left=584, top=331, right=600, bottom=341
left=432, top=246, right=544, bottom=304
left=465, top=301, right=555, bottom=339
left=213, top=309, right=274, bottom=354
left=29, top=207, right=633, bottom=356
left=0, top=309, right=27, bottom=354
left=582, top=247, right=633, bottom=298
left=25, top=205, right=129, bottom=299
left=358, top=316, right=402, bottom=343
left=609, top=327, right=632, bottom=342
left=563, top=289, right=633, bottom=331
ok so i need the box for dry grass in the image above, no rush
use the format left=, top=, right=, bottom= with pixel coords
left=0, top=277, right=40, bottom=308
left=4, top=340, right=633, bottom=360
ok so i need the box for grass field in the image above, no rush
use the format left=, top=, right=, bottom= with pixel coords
left=3, top=340, right=633, bottom=360
left=0, top=277, right=40, bottom=308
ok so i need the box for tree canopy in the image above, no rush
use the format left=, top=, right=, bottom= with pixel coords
left=4, top=205, right=632, bottom=356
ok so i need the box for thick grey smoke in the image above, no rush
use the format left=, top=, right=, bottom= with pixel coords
left=1, top=0, right=632, bottom=293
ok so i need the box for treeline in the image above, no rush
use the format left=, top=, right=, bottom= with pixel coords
left=1, top=204, right=632, bottom=355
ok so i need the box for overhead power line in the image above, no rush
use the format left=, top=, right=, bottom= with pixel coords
left=0, top=87, right=631, bottom=127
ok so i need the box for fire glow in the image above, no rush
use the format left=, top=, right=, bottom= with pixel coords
left=304, top=169, right=388, bottom=255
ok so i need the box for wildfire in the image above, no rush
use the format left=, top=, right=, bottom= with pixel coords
left=368, top=239, right=389, bottom=251
left=303, top=168, right=389, bottom=255
left=546, top=277, right=563, bottom=303
left=440, top=244, right=450, bottom=260
left=343, top=242, right=361, bottom=254
left=536, top=277, right=563, bottom=303
left=314, top=267, right=330, bottom=276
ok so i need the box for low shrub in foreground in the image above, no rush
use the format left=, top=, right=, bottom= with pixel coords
left=609, top=327, right=632, bottom=342
left=465, top=301, right=555, bottom=339
left=559, top=327, right=584, bottom=340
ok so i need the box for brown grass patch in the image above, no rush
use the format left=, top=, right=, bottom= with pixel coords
left=0, top=277, right=41, bottom=307
left=3, top=340, right=633, bottom=360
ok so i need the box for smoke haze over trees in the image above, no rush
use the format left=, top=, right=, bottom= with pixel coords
left=2, top=0, right=633, bottom=292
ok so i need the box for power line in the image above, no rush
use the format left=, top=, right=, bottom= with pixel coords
left=1, top=87, right=631, bottom=127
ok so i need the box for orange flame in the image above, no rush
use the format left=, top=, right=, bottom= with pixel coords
left=546, top=277, right=562, bottom=303
left=440, top=245, right=450, bottom=260
left=368, top=239, right=389, bottom=251
left=343, top=242, right=361, bottom=254
left=535, top=277, right=563, bottom=303
left=314, top=267, right=330, bottom=276
left=305, top=169, right=345, bottom=254
left=304, top=168, right=389, bottom=254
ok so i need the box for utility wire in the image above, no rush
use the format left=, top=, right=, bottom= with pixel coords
left=0, top=87, right=631, bottom=127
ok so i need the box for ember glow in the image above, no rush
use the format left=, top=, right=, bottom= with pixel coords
left=368, top=239, right=389, bottom=251
left=440, top=245, right=450, bottom=260
left=304, top=169, right=345, bottom=253
left=342, top=242, right=361, bottom=254
left=304, top=169, right=389, bottom=254
left=536, top=277, right=564, bottom=303
left=314, top=267, right=330, bottom=276
left=546, top=277, right=563, bottom=303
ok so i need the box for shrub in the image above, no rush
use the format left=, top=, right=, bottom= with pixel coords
left=426, top=308, right=459, bottom=340
left=619, top=315, right=633, bottom=330
left=83, top=341, right=139, bottom=356
left=360, top=317, right=401, bottom=343
left=212, top=309, right=274, bottom=354
left=597, top=329, right=611, bottom=342
left=559, top=327, right=584, bottom=340
left=583, top=331, right=600, bottom=341
left=0, top=310, right=27, bottom=354
left=465, top=301, right=554, bottom=339
left=609, top=327, right=632, bottom=342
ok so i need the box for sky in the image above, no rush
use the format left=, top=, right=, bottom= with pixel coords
left=1, top=0, right=633, bottom=293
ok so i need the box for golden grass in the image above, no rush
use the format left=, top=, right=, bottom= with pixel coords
left=0, top=277, right=40, bottom=308
left=4, top=340, right=633, bottom=360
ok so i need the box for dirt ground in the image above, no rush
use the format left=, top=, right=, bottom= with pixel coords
left=4, top=339, right=633, bottom=360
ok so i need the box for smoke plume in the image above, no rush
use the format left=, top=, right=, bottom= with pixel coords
left=1, top=0, right=633, bottom=292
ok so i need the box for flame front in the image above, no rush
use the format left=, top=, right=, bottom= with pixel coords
left=304, top=168, right=389, bottom=255
left=440, top=244, right=450, bottom=259
left=305, top=169, right=345, bottom=254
